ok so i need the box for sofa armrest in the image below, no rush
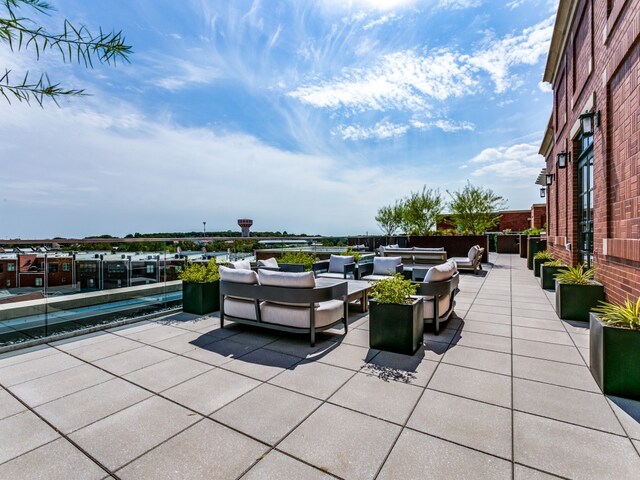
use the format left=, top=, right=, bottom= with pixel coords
left=343, top=262, right=356, bottom=278
left=414, top=272, right=459, bottom=297
left=312, top=260, right=330, bottom=275
left=395, top=264, right=404, bottom=274
left=357, top=263, right=374, bottom=279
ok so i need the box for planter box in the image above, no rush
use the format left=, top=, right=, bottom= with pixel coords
left=182, top=281, right=220, bottom=315
left=590, top=313, right=640, bottom=400
left=369, top=298, right=424, bottom=355
left=533, top=258, right=547, bottom=277
left=555, top=281, right=604, bottom=322
left=527, top=237, right=546, bottom=270
left=540, top=265, right=568, bottom=290
left=519, top=234, right=528, bottom=258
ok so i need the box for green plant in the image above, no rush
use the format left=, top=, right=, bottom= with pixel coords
left=178, top=261, right=220, bottom=283
left=369, top=274, right=418, bottom=305
left=592, top=297, right=640, bottom=330
left=446, top=181, right=506, bottom=235
left=554, top=264, right=596, bottom=285
left=533, top=250, right=554, bottom=261
left=522, top=227, right=542, bottom=235
left=278, top=251, right=317, bottom=271
left=342, top=248, right=362, bottom=262
left=543, top=259, right=566, bottom=267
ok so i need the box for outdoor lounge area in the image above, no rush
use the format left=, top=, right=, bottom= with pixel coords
left=1, top=253, right=639, bottom=479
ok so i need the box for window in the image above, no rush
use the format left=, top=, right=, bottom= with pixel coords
left=7, top=263, right=15, bottom=272
left=48, top=264, right=59, bottom=273
left=577, top=132, right=594, bottom=268
left=146, top=265, right=155, bottom=274
left=62, top=263, right=70, bottom=272
left=35, top=278, right=43, bottom=287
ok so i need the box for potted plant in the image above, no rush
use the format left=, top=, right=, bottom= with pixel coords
left=554, top=265, right=604, bottom=321
left=277, top=251, right=317, bottom=272
left=179, top=261, right=220, bottom=315
left=590, top=297, right=640, bottom=399
left=533, top=250, right=554, bottom=278
left=540, top=259, right=568, bottom=290
left=526, top=235, right=546, bottom=270
left=368, top=274, right=423, bottom=355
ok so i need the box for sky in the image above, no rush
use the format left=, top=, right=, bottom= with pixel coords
left=0, top=0, right=558, bottom=238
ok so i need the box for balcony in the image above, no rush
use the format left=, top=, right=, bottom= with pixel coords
left=0, top=254, right=639, bottom=478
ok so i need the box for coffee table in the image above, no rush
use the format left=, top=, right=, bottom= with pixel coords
left=315, top=278, right=371, bottom=313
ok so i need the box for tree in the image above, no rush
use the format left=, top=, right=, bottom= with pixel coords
left=0, top=0, right=131, bottom=106
left=399, top=186, right=444, bottom=236
left=447, top=182, right=506, bottom=234
left=375, top=201, right=403, bottom=236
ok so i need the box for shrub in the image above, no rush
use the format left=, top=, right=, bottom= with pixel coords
left=178, top=261, right=220, bottom=283
left=592, top=297, right=640, bottom=330
left=533, top=250, right=554, bottom=261
left=369, top=274, right=418, bottom=305
left=554, top=265, right=596, bottom=285
left=543, top=259, right=566, bottom=267
left=278, top=251, right=317, bottom=271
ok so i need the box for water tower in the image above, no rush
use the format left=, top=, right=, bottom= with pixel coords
left=237, top=218, right=253, bottom=237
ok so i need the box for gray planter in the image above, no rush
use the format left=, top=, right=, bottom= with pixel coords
left=590, top=313, right=640, bottom=400
left=369, top=298, right=424, bottom=355
left=555, top=281, right=604, bottom=321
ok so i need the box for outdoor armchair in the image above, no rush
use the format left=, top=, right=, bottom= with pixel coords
left=314, top=255, right=356, bottom=279
left=360, top=256, right=403, bottom=281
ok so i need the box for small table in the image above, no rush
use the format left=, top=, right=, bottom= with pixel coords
left=315, top=278, right=371, bottom=313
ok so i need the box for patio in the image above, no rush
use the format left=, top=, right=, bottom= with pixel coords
left=1, top=254, right=639, bottom=479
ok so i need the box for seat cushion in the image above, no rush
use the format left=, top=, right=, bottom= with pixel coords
left=261, top=299, right=344, bottom=329
left=224, top=297, right=258, bottom=320
left=450, top=258, right=473, bottom=268
left=328, top=255, right=354, bottom=273
left=317, top=272, right=348, bottom=279
left=373, top=256, right=401, bottom=275
left=257, top=257, right=279, bottom=268
left=424, top=260, right=456, bottom=282
left=422, top=294, right=452, bottom=319
left=258, top=269, right=316, bottom=288
left=362, top=274, right=397, bottom=281
left=230, top=259, right=252, bottom=270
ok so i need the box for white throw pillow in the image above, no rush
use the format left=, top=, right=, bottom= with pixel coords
left=467, top=245, right=479, bottom=262
left=424, top=260, right=456, bottom=282
left=230, top=259, right=252, bottom=270
left=258, top=269, right=316, bottom=288
left=373, top=256, right=401, bottom=275
left=219, top=265, right=259, bottom=284
left=328, top=255, right=354, bottom=273
left=257, top=257, right=279, bottom=268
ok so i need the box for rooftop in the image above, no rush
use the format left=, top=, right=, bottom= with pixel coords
left=1, top=254, right=639, bottom=479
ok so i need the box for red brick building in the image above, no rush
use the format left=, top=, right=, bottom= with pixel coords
left=540, top=0, right=640, bottom=303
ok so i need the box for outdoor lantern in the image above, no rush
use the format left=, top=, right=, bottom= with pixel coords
left=540, top=187, right=546, bottom=198
left=557, top=151, right=569, bottom=169
left=580, top=112, right=595, bottom=136
left=545, top=173, right=554, bottom=186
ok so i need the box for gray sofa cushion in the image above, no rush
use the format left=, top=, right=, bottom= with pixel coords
left=373, top=256, right=401, bottom=275
left=261, top=299, right=344, bottom=328
left=257, top=257, right=279, bottom=268
left=328, top=255, right=354, bottom=273
left=219, top=266, right=259, bottom=284
left=230, top=259, right=252, bottom=270
left=223, top=297, right=258, bottom=320
left=421, top=295, right=452, bottom=320
left=258, top=269, right=316, bottom=288
left=424, top=260, right=456, bottom=282
left=316, top=272, right=349, bottom=279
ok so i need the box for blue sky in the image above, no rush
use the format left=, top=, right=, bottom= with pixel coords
left=1, top=0, right=558, bottom=238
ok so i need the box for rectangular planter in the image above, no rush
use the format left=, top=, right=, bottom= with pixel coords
left=519, top=234, right=528, bottom=258
left=182, top=281, right=220, bottom=315
left=590, top=313, right=640, bottom=400
left=527, top=237, right=546, bottom=270
left=369, top=298, right=424, bottom=355
left=533, top=258, right=547, bottom=277
left=540, top=265, right=568, bottom=290
left=555, top=281, right=604, bottom=322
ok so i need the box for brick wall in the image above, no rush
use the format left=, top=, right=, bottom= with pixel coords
left=545, top=0, right=640, bottom=304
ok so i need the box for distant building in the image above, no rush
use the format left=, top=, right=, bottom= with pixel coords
left=539, top=0, right=640, bottom=303
left=237, top=219, right=253, bottom=237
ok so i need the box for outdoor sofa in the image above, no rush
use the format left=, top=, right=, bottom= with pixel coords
left=219, top=266, right=348, bottom=346
left=381, top=246, right=447, bottom=266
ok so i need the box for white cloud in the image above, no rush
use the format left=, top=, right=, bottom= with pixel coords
left=506, top=0, right=525, bottom=8
left=288, top=49, right=476, bottom=112
left=432, top=119, right=475, bottom=132
left=437, top=0, right=482, bottom=10
left=469, top=143, right=543, bottom=179
left=335, top=121, right=409, bottom=140
left=538, top=81, right=553, bottom=93
left=363, top=13, right=402, bottom=30
left=466, top=16, right=554, bottom=93
left=152, top=58, right=220, bottom=91
left=320, top=0, right=421, bottom=12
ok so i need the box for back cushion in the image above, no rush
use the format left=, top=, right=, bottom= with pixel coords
left=373, top=256, right=401, bottom=275
left=258, top=269, right=316, bottom=288
left=257, top=257, right=279, bottom=268
left=413, top=247, right=445, bottom=251
left=424, top=260, right=456, bottom=282
left=230, top=259, right=252, bottom=270
left=219, top=265, right=259, bottom=284
left=328, top=255, right=354, bottom=273
left=467, top=245, right=479, bottom=262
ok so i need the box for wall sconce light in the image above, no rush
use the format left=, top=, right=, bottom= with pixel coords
left=579, top=111, right=595, bottom=136
left=540, top=187, right=546, bottom=198
left=557, top=151, right=569, bottom=169
left=545, top=173, right=554, bottom=186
